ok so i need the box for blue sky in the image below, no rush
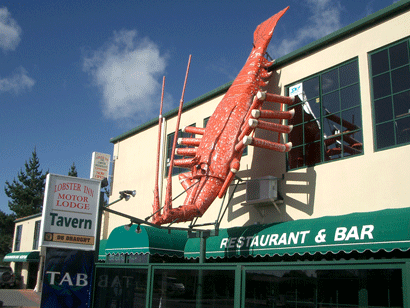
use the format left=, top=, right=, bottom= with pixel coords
left=0, top=0, right=399, bottom=214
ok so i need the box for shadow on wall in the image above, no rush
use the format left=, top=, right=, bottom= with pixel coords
left=282, top=167, right=316, bottom=217
left=225, top=69, right=317, bottom=224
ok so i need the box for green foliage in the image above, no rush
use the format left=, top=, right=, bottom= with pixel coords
left=4, top=149, right=47, bottom=218
left=0, top=210, right=16, bottom=260
left=68, top=162, right=78, bottom=177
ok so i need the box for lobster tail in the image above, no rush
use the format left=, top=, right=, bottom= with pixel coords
left=253, top=6, right=289, bottom=50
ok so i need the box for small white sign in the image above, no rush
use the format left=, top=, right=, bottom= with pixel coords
left=39, top=174, right=101, bottom=251
left=90, top=152, right=110, bottom=180
left=289, top=83, right=303, bottom=98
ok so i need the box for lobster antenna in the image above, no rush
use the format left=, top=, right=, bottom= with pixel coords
left=164, top=55, right=192, bottom=216
left=153, top=76, right=166, bottom=221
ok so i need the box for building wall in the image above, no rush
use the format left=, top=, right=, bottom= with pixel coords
left=13, top=218, right=40, bottom=253
left=107, top=4, right=410, bottom=234
left=11, top=215, right=41, bottom=288
left=277, top=8, right=410, bottom=220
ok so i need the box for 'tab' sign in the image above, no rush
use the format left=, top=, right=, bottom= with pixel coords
left=40, top=248, right=95, bottom=308
left=39, top=174, right=101, bottom=251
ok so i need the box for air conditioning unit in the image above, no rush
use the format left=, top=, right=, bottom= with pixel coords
left=245, top=176, right=278, bottom=205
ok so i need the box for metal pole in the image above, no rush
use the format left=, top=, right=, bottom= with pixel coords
left=94, top=192, right=104, bottom=264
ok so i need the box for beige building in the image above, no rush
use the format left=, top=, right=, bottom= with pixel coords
left=3, top=214, right=41, bottom=289
left=94, top=1, right=410, bottom=306
left=105, top=0, right=410, bottom=232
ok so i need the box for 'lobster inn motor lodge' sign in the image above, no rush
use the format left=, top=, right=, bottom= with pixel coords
left=39, top=174, right=101, bottom=251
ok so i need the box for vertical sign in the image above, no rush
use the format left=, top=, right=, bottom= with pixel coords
left=41, top=247, right=94, bottom=308
left=39, top=174, right=101, bottom=251
left=90, top=152, right=111, bottom=180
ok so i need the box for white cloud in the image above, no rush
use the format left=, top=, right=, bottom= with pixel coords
left=0, top=67, right=35, bottom=94
left=0, top=7, right=22, bottom=52
left=271, top=0, right=342, bottom=58
left=83, top=30, right=170, bottom=125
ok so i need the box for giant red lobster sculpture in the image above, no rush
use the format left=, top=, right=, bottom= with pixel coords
left=152, top=7, right=295, bottom=225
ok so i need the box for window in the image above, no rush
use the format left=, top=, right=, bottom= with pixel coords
left=166, top=124, right=196, bottom=176
left=203, top=116, right=210, bottom=128
left=370, top=39, right=410, bottom=150
left=32, top=220, right=41, bottom=250
left=287, top=59, right=363, bottom=169
left=14, top=225, right=22, bottom=251
left=245, top=268, right=403, bottom=307
left=93, top=267, right=148, bottom=308
left=152, top=268, right=235, bottom=307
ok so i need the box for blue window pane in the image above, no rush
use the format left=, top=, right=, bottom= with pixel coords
left=371, top=49, right=389, bottom=75
left=393, top=91, right=410, bottom=118
left=342, top=107, right=362, bottom=130
left=376, top=122, right=395, bottom=149
left=372, top=73, right=391, bottom=99
left=303, top=77, right=319, bottom=99
left=340, top=61, right=359, bottom=87
left=396, top=116, right=410, bottom=145
left=390, top=42, right=409, bottom=69
left=322, top=91, right=340, bottom=115
left=374, top=97, right=393, bottom=124
left=322, top=69, right=339, bottom=94
left=341, top=84, right=360, bottom=110
left=391, top=66, right=410, bottom=94
left=307, top=98, right=320, bottom=119
left=324, top=113, right=341, bottom=137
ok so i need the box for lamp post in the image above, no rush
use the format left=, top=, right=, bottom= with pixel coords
left=94, top=189, right=136, bottom=264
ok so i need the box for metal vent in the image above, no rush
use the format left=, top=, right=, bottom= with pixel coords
left=245, top=176, right=278, bottom=204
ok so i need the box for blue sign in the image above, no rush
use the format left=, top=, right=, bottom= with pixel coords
left=41, top=247, right=94, bottom=308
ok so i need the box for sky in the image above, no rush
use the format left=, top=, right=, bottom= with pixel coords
left=0, top=0, right=400, bottom=214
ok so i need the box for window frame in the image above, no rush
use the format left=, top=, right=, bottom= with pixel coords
left=32, top=220, right=41, bottom=250
left=369, top=37, right=410, bottom=151
left=14, top=224, right=22, bottom=252
left=286, top=58, right=363, bottom=170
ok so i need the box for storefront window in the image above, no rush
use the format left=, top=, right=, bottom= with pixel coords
left=244, top=268, right=403, bottom=307
left=370, top=39, right=410, bottom=150
left=152, top=268, right=235, bottom=308
left=93, top=267, right=148, bottom=308
left=287, top=59, right=363, bottom=169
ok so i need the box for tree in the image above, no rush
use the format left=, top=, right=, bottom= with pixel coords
left=0, top=211, right=15, bottom=262
left=68, top=162, right=78, bottom=177
left=4, top=149, right=47, bottom=218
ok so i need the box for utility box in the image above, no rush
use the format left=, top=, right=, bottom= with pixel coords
left=245, top=176, right=278, bottom=205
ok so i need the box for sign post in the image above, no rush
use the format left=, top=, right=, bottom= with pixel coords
left=39, top=174, right=101, bottom=250
left=39, top=174, right=102, bottom=308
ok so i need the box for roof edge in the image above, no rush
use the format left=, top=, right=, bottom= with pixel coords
left=14, top=213, right=42, bottom=223
left=110, top=81, right=232, bottom=144
left=110, top=0, right=410, bottom=144
left=270, top=0, right=410, bottom=70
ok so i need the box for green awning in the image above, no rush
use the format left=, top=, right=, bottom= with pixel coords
left=185, top=207, right=410, bottom=259
left=98, top=239, right=108, bottom=261
left=105, top=224, right=187, bottom=257
left=3, top=251, right=40, bottom=262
